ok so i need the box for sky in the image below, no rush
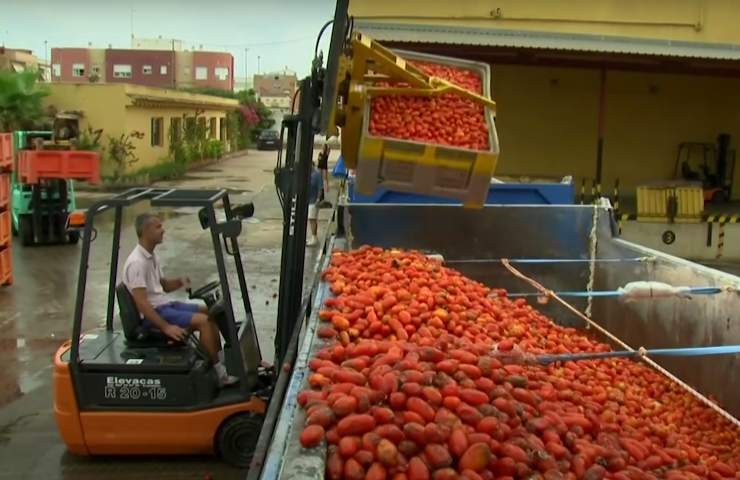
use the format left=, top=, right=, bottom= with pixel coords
left=1, top=0, right=338, bottom=78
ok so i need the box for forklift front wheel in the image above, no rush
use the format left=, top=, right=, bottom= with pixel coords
left=67, top=231, right=80, bottom=245
left=215, top=412, right=264, bottom=468
left=18, top=216, right=34, bottom=246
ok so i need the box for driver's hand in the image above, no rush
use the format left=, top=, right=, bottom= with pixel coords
left=163, top=324, right=187, bottom=342
left=180, top=277, right=191, bottom=289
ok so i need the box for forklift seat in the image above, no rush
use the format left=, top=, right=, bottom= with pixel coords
left=115, top=283, right=168, bottom=345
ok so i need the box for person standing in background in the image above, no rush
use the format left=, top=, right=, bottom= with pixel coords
left=317, top=143, right=330, bottom=207
left=307, top=161, right=323, bottom=247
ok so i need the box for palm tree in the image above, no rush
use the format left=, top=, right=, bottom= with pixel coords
left=0, top=69, right=49, bottom=131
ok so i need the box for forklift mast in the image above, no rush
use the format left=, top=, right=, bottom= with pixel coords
left=273, top=0, right=350, bottom=367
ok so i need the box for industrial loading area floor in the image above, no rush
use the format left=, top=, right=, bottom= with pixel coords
left=0, top=150, right=330, bottom=479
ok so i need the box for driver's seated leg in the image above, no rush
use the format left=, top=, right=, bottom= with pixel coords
left=158, top=302, right=238, bottom=387
left=190, top=313, right=238, bottom=387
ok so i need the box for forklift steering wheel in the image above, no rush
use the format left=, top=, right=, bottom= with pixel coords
left=188, top=281, right=220, bottom=300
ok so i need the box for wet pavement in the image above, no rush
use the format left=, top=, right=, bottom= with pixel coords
left=0, top=149, right=332, bottom=479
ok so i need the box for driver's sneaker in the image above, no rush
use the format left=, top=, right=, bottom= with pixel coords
left=219, top=373, right=239, bottom=387
left=215, top=362, right=239, bottom=387
left=306, top=235, right=318, bottom=247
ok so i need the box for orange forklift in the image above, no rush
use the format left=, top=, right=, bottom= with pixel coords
left=53, top=187, right=275, bottom=466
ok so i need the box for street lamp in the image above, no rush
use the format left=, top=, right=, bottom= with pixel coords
left=244, top=48, right=248, bottom=88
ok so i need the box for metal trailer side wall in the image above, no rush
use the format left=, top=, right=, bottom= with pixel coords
left=351, top=204, right=740, bottom=417
left=260, top=203, right=739, bottom=480
left=594, top=233, right=740, bottom=417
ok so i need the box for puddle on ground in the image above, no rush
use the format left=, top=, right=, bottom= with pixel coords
left=75, top=197, right=188, bottom=228
left=182, top=175, right=212, bottom=180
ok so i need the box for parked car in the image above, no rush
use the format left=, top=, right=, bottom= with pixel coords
left=257, top=130, right=282, bottom=150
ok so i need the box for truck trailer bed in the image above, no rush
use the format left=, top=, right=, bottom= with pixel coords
left=253, top=202, right=740, bottom=479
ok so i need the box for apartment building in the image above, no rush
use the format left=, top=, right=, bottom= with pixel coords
left=0, top=47, right=50, bottom=80
left=51, top=47, right=234, bottom=90
left=253, top=70, right=298, bottom=108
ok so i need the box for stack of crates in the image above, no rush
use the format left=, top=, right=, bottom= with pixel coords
left=636, top=182, right=704, bottom=223
left=0, top=133, right=13, bottom=286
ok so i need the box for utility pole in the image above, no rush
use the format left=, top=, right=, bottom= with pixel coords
left=244, top=48, right=248, bottom=89
left=257, top=55, right=261, bottom=74
left=44, top=40, right=48, bottom=81
left=172, top=39, right=176, bottom=88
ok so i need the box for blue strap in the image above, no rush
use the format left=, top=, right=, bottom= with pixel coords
left=507, top=287, right=723, bottom=298
left=535, top=345, right=740, bottom=364
left=447, top=257, right=651, bottom=264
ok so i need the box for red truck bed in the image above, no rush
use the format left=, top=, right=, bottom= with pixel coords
left=18, top=150, right=100, bottom=184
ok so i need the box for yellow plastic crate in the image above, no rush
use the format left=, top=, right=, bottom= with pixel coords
left=636, top=183, right=703, bottom=223
left=354, top=51, right=500, bottom=208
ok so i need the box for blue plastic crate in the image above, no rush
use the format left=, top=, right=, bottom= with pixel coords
left=334, top=155, right=573, bottom=205
left=349, top=181, right=574, bottom=205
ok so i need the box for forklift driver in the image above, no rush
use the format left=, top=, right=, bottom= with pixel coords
left=123, top=213, right=238, bottom=387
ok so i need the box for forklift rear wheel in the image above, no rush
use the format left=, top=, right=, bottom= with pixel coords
left=67, top=231, right=80, bottom=245
left=18, top=216, right=34, bottom=246
left=215, top=412, right=264, bottom=468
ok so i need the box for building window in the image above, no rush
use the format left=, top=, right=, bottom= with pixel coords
left=91, top=65, right=101, bottom=75
left=197, top=117, right=206, bottom=138
left=72, top=63, right=85, bottom=77
left=52, top=64, right=61, bottom=77
left=160, top=65, right=168, bottom=75
left=195, top=66, right=208, bottom=80
left=113, top=64, right=132, bottom=78
left=143, top=65, right=152, bottom=75
left=151, top=117, right=164, bottom=147
left=208, top=118, right=217, bottom=138
left=185, top=116, right=196, bottom=133
left=219, top=117, right=227, bottom=142
left=170, top=117, right=182, bottom=143
left=214, top=67, right=229, bottom=81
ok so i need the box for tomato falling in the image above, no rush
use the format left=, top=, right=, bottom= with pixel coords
left=368, top=61, right=490, bottom=151
left=300, top=247, right=740, bottom=479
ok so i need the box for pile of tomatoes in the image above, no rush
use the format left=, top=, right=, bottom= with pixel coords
left=298, top=247, right=739, bottom=480
left=368, top=61, right=491, bottom=151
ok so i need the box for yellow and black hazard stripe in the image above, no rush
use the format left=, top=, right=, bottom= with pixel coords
left=615, top=213, right=739, bottom=224
left=717, top=222, right=726, bottom=259
left=704, top=214, right=740, bottom=224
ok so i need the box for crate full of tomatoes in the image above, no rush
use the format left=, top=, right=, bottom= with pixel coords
left=355, top=52, right=500, bottom=208
left=296, top=247, right=739, bottom=480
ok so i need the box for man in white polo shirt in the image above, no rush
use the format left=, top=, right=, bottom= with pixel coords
left=122, top=213, right=237, bottom=387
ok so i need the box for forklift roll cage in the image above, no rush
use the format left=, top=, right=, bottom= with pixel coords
left=69, top=187, right=264, bottom=401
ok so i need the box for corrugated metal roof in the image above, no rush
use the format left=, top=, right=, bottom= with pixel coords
left=355, top=21, right=740, bottom=61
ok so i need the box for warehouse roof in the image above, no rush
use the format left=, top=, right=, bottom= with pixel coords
left=355, top=21, right=740, bottom=61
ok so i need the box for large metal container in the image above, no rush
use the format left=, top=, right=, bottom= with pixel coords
left=256, top=202, right=739, bottom=480
left=355, top=50, right=500, bottom=208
